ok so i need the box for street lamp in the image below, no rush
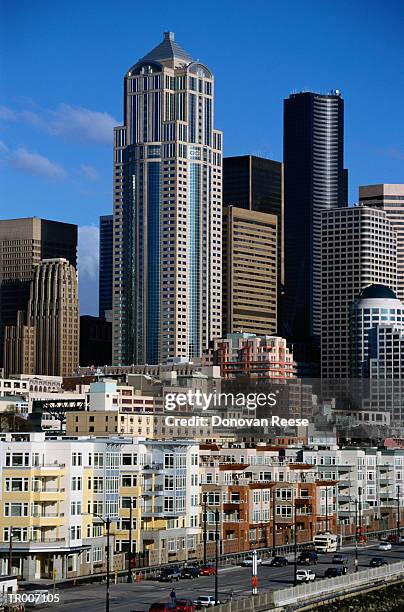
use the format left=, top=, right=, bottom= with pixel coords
left=203, top=492, right=208, bottom=566
left=325, top=487, right=329, bottom=533
left=397, top=484, right=401, bottom=539
left=214, top=509, right=219, bottom=604
left=94, top=515, right=112, bottom=612
left=293, top=500, right=298, bottom=587
left=272, top=487, right=276, bottom=557
left=127, top=499, right=134, bottom=583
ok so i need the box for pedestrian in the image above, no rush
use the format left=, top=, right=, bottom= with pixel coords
left=170, top=588, right=176, bottom=608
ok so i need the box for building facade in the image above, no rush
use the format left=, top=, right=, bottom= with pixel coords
left=283, top=91, right=346, bottom=375
left=223, top=155, right=284, bottom=291
left=112, top=32, right=222, bottom=366
left=359, top=184, right=404, bottom=302
left=0, top=218, right=77, bottom=367
left=321, top=206, right=397, bottom=379
left=99, top=215, right=113, bottom=321
left=4, top=259, right=80, bottom=377
left=80, top=315, right=112, bottom=367
left=222, top=207, right=277, bottom=336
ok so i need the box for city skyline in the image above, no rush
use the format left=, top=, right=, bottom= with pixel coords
left=1, top=1, right=404, bottom=314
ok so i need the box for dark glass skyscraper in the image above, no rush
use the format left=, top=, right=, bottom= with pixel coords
left=99, top=215, right=113, bottom=320
left=283, top=91, right=346, bottom=375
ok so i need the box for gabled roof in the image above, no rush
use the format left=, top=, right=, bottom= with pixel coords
left=139, top=31, right=193, bottom=65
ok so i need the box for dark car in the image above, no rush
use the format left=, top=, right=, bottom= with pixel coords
left=158, top=567, right=182, bottom=582
left=298, top=551, right=318, bottom=565
left=370, top=556, right=387, bottom=567
left=325, top=566, right=347, bottom=578
left=149, top=604, right=176, bottom=612
left=181, top=566, right=200, bottom=579
left=332, top=554, right=348, bottom=565
left=270, top=556, right=289, bottom=567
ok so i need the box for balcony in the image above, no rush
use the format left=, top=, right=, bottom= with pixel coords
left=143, top=463, right=164, bottom=472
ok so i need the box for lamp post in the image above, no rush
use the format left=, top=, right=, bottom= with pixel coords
left=8, top=526, right=13, bottom=576
left=214, top=509, right=219, bottom=604
left=272, top=487, right=276, bottom=557
left=397, top=484, right=401, bottom=539
left=354, top=499, right=359, bottom=572
left=325, top=487, right=329, bottom=533
left=127, top=499, right=133, bottom=583
left=203, top=492, right=208, bottom=565
left=293, top=500, right=298, bottom=587
left=94, top=515, right=112, bottom=612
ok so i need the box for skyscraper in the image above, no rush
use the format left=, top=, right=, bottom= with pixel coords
left=359, top=184, right=404, bottom=302
left=0, top=217, right=77, bottom=367
left=3, top=258, right=80, bottom=376
left=112, top=32, right=222, bottom=365
left=223, top=155, right=284, bottom=302
left=283, top=91, right=346, bottom=375
left=321, top=206, right=397, bottom=379
left=222, top=206, right=277, bottom=336
left=99, top=215, right=113, bottom=320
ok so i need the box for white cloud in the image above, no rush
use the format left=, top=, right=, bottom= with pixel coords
left=78, top=225, right=100, bottom=315
left=79, top=164, right=100, bottom=181
left=0, top=103, right=118, bottom=146
left=10, top=148, right=67, bottom=180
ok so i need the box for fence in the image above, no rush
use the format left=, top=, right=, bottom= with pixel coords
left=211, top=560, right=404, bottom=612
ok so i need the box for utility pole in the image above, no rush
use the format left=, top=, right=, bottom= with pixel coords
left=127, top=499, right=133, bottom=583
left=214, top=509, right=219, bottom=604
left=203, top=492, right=207, bottom=565
left=325, top=487, right=329, bottom=532
left=397, top=484, right=401, bottom=539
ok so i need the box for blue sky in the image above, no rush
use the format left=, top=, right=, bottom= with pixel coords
left=1, top=0, right=403, bottom=314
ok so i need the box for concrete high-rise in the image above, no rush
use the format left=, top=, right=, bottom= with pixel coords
left=0, top=217, right=77, bottom=325
left=359, top=185, right=404, bottom=302
left=99, top=215, right=113, bottom=320
left=222, top=206, right=277, bottom=336
left=3, top=259, right=79, bottom=377
left=223, top=156, right=283, bottom=279
left=112, top=32, right=222, bottom=366
left=283, top=91, right=346, bottom=375
left=321, top=206, right=397, bottom=379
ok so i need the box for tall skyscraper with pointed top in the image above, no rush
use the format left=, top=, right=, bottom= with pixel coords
left=112, top=32, right=223, bottom=365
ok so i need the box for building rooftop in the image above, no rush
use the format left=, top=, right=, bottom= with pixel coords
left=359, top=284, right=397, bottom=300
left=138, top=31, right=194, bottom=65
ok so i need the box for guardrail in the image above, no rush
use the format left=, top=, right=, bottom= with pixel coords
left=210, top=560, right=404, bottom=612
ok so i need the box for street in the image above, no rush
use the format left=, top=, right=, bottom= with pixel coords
left=41, top=543, right=404, bottom=611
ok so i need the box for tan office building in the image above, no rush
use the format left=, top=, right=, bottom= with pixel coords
left=223, top=206, right=277, bottom=336
left=4, top=259, right=79, bottom=377
left=359, top=184, right=404, bottom=302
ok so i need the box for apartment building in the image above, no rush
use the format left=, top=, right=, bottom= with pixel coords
left=302, top=447, right=404, bottom=537
left=199, top=443, right=337, bottom=554
left=0, top=433, right=123, bottom=580
left=115, top=439, right=201, bottom=566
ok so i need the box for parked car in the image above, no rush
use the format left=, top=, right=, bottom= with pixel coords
left=176, top=600, right=196, bottom=612
left=298, top=551, right=318, bottom=565
left=149, top=604, right=176, bottom=612
left=370, top=556, right=387, bottom=567
left=378, top=542, right=392, bottom=551
left=269, top=556, right=289, bottom=567
left=324, top=566, right=347, bottom=578
left=194, top=595, right=219, bottom=608
left=158, top=567, right=182, bottom=582
left=332, top=554, right=348, bottom=564
left=199, top=564, right=216, bottom=576
left=296, top=569, right=316, bottom=583
left=241, top=553, right=262, bottom=567
left=182, top=566, right=200, bottom=579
